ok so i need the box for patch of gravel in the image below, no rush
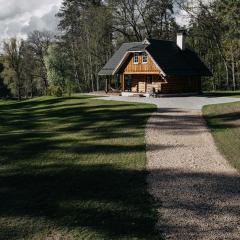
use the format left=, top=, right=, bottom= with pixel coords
left=146, top=109, right=240, bottom=240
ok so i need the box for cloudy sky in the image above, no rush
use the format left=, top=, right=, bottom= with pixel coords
left=0, top=0, right=62, bottom=40
left=0, top=0, right=192, bottom=41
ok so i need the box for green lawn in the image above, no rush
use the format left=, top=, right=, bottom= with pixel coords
left=203, top=101, right=240, bottom=171
left=0, top=95, right=160, bottom=240
left=203, top=90, right=240, bottom=98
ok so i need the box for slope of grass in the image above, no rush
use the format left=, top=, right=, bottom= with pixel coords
left=0, top=95, right=160, bottom=240
left=203, top=101, right=240, bottom=171
left=203, top=91, right=240, bottom=98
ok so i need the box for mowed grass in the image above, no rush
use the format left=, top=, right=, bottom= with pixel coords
left=203, top=101, right=240, bottom=171
left=0, top=95, right=160, bottom=240
left=203, top=90, right=240, bottom=98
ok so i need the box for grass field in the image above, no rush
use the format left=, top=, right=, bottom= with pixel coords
left=203, top=101, right=240, bottom=171
left=0, top=95, right=160, bottom=240
left=203, top=91, right=240, bottom=98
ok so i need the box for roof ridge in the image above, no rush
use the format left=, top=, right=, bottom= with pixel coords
left=122, top=42, right=142, bottom=45
left=148, top=38, right=175, bottom=43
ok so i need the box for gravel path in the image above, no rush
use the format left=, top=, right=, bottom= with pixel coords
left=146, top=109, right=240, bottom=240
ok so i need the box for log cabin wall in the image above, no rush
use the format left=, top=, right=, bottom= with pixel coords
left=134, top=75, right=147, bottom=92
left=117, top=52, right=202, bottom=93
left=161, top=76, right=201, bottom=93
left=118, top=52, right=162, bottom=93
left=146, top=75, right=163, bottom=92
left=120, top=53, right=160, bottom=74
left=121, top=74, right=164, bottom=93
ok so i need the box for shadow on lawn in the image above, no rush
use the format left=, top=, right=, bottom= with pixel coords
left=203, top=105, right=240, bottom=130
left=0, top=164, right=239, bottom=239
left=1, top=97, right=239, bottom=239
left=0, top=96, right=160, bottom=239
left=0, top=164, right=159, bottom=239
left=0, top=98, right=155, bottom=165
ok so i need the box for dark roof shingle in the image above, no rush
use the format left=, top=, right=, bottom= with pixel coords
left=98, top=42, right=141, bottom=75
left=146, top=39, right=212, bottom=76
left=98, top=39, right=212, bottom=76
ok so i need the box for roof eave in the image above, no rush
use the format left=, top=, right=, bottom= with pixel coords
left=145, top=50, right=166, bottom=77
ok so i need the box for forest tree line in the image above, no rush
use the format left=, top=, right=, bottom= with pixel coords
left=0, top=0, right=239, bottom=100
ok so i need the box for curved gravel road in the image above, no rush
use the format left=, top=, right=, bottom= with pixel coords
left=146, top=109, right=240, bottom=240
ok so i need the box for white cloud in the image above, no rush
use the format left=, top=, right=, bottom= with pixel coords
left=175, top=0, right=213, bottom=27
left=175, top=10, right=191, bottom=27
left=0, top=0, right=62, bottom=40
left=21, top=5, right=60, bottom=35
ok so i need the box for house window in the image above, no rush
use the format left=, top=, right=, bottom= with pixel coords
left=133, top=53, right=139, bottom=64
left=142, top=52, right=148, bottom=64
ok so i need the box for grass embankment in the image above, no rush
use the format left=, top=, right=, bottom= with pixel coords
left=203, top=91, right=240, bottom=98
left=203, top=101, right=240, bottom=171
left=0, top=95, right=160, bottom=240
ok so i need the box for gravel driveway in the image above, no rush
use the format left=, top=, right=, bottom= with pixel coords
left=146, top=109, right=240, bottom=240
left=96, top=95, right=240, bottom=239
left=97, top=95, right=239, bottom=109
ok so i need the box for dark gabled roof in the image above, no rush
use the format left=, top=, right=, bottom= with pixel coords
left=146, top=39, right=212, bottom=76
left=98, top=42, right=141, bottom=75
left=98, top=39, right=212, bottom=76
left=128, top=44, right=148, bottom=52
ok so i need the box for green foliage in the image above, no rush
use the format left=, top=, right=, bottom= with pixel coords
left=46, top=85, right=63, bottom=97
left=44, top=44, right=75, bottom=96
left=0, top=62, right=11, bottom=98
left=1, top=0, right=239, bottom=95
left=1, top=38, right=25, bottom=100
left=186, top=0, right=240, bottom=91
left=57, top=0, right=113, bottom=92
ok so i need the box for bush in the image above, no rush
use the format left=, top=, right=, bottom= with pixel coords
left=47, top=85, right=63, bottom=97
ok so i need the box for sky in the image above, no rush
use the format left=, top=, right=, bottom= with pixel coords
left=0, top=0, right=192, bottom=41
left=0, top=0, right=62, bottom=40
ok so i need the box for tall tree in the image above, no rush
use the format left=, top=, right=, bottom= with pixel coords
left=44, top=43, right=75, bottom=95
left=57, top=0, right=113, bottom=92
left=178, top=0, right=240, bottom=91
left=0, top=62, right=11, bottom=98
left=27, top=31, right=54, bottom=92
left=112, top=0, right=176, bottom=41
left=2, top=38, right=25, bottom=100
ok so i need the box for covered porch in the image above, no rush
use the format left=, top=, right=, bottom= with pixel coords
left=105, top=73, right=164, bottom=95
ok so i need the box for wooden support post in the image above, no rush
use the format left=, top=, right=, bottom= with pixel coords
left=97, top=76, right=99, bottom=91
left=122, top=74, right=125, bottom=92
left=105, top=77, right=108, bottom=93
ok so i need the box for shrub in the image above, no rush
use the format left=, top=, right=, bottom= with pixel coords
left=47, top=85, right=63, bottom=97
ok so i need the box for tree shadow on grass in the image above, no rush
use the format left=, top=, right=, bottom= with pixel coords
left=0, top=97, right=239, bottom=239
left=0, top=96, right=160, bottom=239
left=203, top=108, right=240, bottom=130
left=0, top=164, right=239, bottom=239
left=0, top=164, right=160, bottom=240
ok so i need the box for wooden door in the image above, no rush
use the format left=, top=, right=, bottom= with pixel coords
left=138, top=75, right=147, bottom=93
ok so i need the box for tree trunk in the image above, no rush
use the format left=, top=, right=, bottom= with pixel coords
left=231, top=45, right=236, bottom=91
left=17, top=79, right=21, bottom=101
left=224, top=61, right=229, bottom=90
left=71, top=41, right=80, bottom=91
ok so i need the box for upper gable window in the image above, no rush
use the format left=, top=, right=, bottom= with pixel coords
left=142, top=52, right=148, bottom=64
left=133, top=53, right=139, bottom=64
